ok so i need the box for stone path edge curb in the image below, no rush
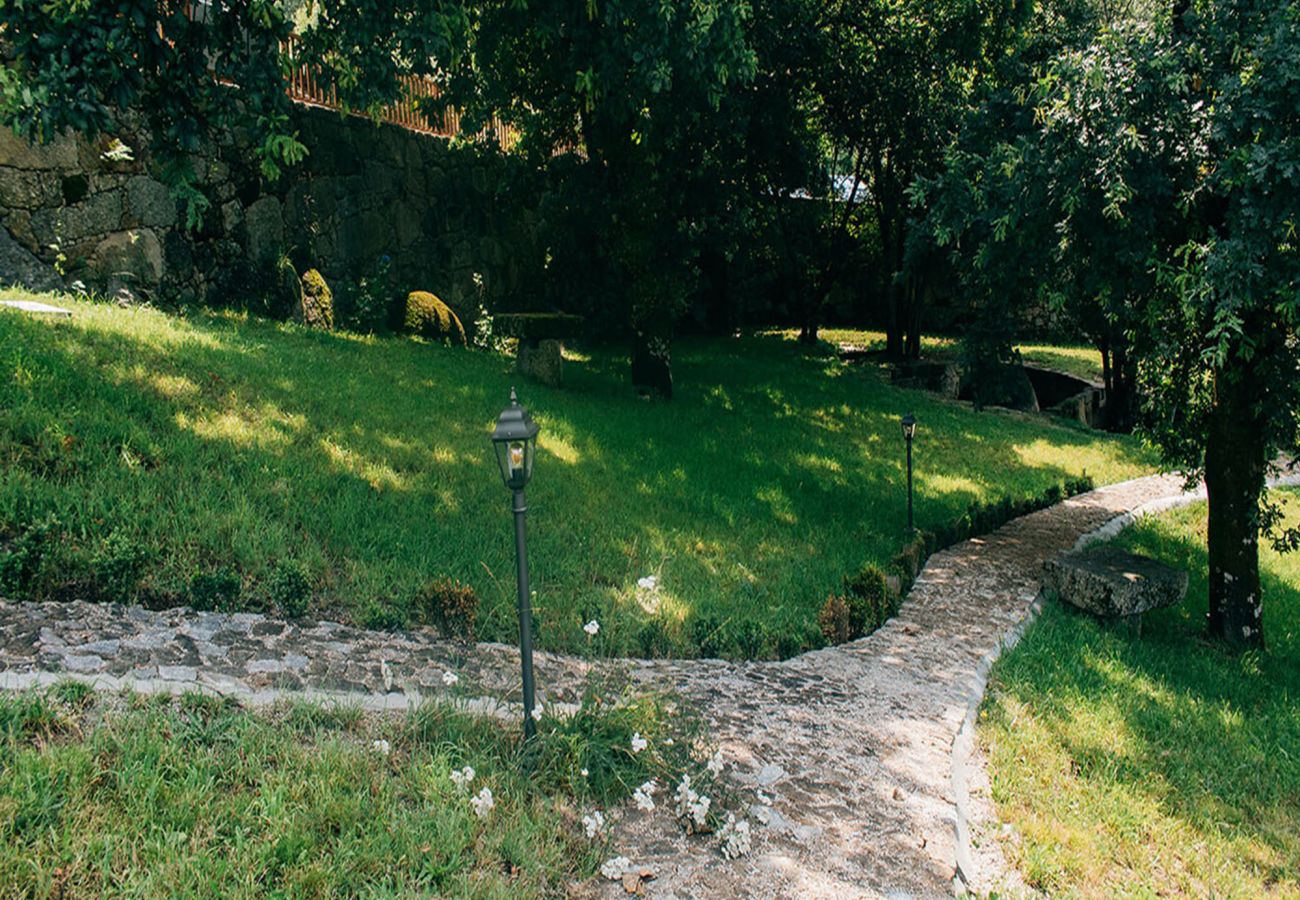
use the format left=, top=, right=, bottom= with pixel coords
left=949, top=471, right=1300, bottom=894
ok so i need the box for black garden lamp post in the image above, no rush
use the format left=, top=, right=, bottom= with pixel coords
left=901, top=412, right=917, bottom=531
left=491, top=388, right=540, bottom=739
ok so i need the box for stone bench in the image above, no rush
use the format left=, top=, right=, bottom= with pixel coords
left=494, top=312, right=583, bottom=387
left=1042, top=544, right=1188, bottom=635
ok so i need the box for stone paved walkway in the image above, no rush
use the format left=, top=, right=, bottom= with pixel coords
left=0, top=473, right=1255, bottom=897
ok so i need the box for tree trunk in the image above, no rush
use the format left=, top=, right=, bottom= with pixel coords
left=1204, top=369, right=1266, bottom=649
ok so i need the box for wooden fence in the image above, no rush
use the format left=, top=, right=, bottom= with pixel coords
left=282, top=35, right=517, bottom=147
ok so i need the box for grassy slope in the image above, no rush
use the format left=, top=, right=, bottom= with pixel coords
left=0, top=291, right=1151, bottom=654
left=981, top=490, right=1300, bottom=896
left=810, top=327, right=1104, bottom=383
left=0, top=682, right=697, bottom=896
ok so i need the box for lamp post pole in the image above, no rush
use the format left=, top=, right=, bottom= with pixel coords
left=491, top=388, right=541, bottom=741
left=512, top=486, right=537, bottom=739
left=901, top=413, right=917, bottom=532
left=906, top=435, right=914, bottom=531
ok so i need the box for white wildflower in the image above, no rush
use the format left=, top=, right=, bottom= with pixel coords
left=580, top=768, right=589, bottom=778
left=718, top=813, right=752, bottom=859
left=663, top=737, right=674, bottom=746
left=674, top=774, right=711, bottom=829
left=707, top=749, right=724, bottom=776
left=600, top=856, right=632, bottom=880
left=470, top=786, right=495, bottom=818
left=582, top=810, right=606, bottom=839
left=450, top=765, right=476, bottom=791
left=371, top=739, right=391, bottom=756
left=583, top=619, right=600, bottom=636
left=531, top=703, right=544, bottom=722
left=630, top=732, right=648, bottom=754
left=633, top=780, right=658, bottom=811
left=637, top=575, right=659, bottom=591
left=442, top=670, right=459, bottom=686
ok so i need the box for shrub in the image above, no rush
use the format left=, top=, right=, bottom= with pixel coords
left=403, top=291, right=466, bottom=345
left=359, top=598, right=409, bottom=632
left=636, top=618, right=675, bottom=658
left=843, top=564, right=893, bottom=634
left=338, top=255, right=394, bottom=334
left=90, top=532, right=148, bottom=603
left=690, top=614, right=729, bottom=659
left=730, top=619, right=771, bottom=660
left=297, top=268, right=334, bottom=329
left=0, top=515, right=60, bottom=597
left=412, top=577, right=478, bottom=640
left=188, top=569, right=241, bottom=612
left=266, top=560, right=311, bottom=619
left=817, top=593, right=853, bottom=644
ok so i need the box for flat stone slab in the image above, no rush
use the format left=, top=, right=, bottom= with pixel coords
left=1044, top=544, right=1188, bottom=619
left=1, top=299, right=72, bottom=317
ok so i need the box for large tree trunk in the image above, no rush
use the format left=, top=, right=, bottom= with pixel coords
left=1203, top=368, right=1266, bottom=649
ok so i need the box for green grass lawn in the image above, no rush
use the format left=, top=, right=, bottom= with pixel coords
left=0, top=679, right=702, bottom=895
left=808, top=327, right=1105, bottom=384
left=980, top=490, right=1300, bottom=896
left=0, top=290, right=1151, bottom=656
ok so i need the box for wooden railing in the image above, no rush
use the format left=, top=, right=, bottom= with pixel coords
left=282, top=35, right=517, bottom=147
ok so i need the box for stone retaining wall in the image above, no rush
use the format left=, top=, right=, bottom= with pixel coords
left=0, top=105, right=542, bottom=314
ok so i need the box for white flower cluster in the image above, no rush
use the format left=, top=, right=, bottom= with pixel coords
left=706, top=749, right=724, bottom=776
left=470, top=786, right=495, bottom=818
left=600, top=856, right=632, bottom=880
left=630, top=732, right=648, bottom=754
left=450, top=765, right=475, bottom=791
left=442, top=670, right=459, bottom=686
left=582, top=810, right=606, bottom=839
left=371, top=739, right=391, bottom=756
left=583, top=619, right=600, bottom=636
left=674, top=774, right=711, bottom=829
left=637, top=575, right=659, bottom=591
left=718, top=813, right=752, bottom=859
left=633, top=780, right=658, bottom=811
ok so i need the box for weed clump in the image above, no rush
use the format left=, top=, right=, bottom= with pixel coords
left=413, top=577, right=478, bottom=640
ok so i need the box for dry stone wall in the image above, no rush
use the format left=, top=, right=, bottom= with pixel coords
left=0, top=104, right=542, bottom=316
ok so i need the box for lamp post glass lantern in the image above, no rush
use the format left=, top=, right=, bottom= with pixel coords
left=901, top=413, right=917, bottom=530
left=491, top=388, right=540, bottom=738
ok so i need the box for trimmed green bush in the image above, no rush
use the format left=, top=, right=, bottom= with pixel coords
left=403, top=291, right=466, bottom=345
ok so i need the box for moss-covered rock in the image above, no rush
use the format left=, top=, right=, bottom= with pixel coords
left=297, top=268, right=333, bottom=329
left=274, top=256, right=302, bottom=321
left=403, top=290, right=466, bottom=345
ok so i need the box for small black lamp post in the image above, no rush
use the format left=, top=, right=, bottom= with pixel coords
left=901, top=412, right=917, bottom=531
left=491, top=388, right=540, bottom=738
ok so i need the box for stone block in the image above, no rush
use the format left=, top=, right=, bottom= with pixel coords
left=0, top=168, right=59, bottom=209
left=0, top=129, right=79, bottom=170
left=244, top=195, right=284, bottom=262
left=1043, top=545, right=1188, bottom=630
left=126, top=176, right=177, bottom=228
left=89, top=228, right=164, bottom=286
left=32, top=190, right=124, bottom=243
left=0, top=226, right=63, bottom=292
left=518, top=340, right=567, bottom=388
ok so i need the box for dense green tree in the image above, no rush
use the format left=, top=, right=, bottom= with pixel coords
left=920, top=0, right=1300, bottom=648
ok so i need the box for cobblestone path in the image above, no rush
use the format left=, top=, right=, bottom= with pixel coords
left=0, top=473, right=1240, bottom=897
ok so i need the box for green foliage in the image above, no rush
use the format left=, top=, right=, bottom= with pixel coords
left=265, top=560, right=311, bottom=619
left=412, top=577, right=478, bottom=641
left=337, top=256, right=395, bottom=335
left=187, top=568, right=242, bottom=613
left=403, top=291, right=466, bottom=346
left=89, top=532, right=147, bottom=603
left=273, top=255, right=302, bottom=321
left=0, top=516, right=59, bottom=597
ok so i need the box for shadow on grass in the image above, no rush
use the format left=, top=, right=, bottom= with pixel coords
left=985, top=502, right=1300, bottom=892
left=1, top=300, right=1149, bottom=656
